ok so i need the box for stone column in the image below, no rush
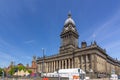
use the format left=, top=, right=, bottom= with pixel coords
left=47, top=62, right=48, bottom=73
left=90, top=54, right=94, bottom=72
left=83, top=55, right=85, bottom=71
left=86, top=55, right=88, bottom=63
left=54, top=61, right=56, bottom=71
left=72, top=58, right=74, bottom=68
left=86, top=55, right=88, bottom=72
left=74, top=58, right=76, bottom=68
left=53, top=61, right=54, bottom=71
left=53, top=61, right=54, bottom=72
left=57, top=61, right=59, bottom=69
left=47, top=62, right=49, bottom=72
left=55, top=61, right=57, bottom=70
left=41, top=63, right=43, bottom=72
left=49, top=62, right=50, bottom=72
left=49, top=62, right=51, bottom=72
left=57, top=60, right=59, bottom=69
left=74, top=57, right=80, bottom=68
left=59, top=60, right=61, bottom=69
left=57, top=60, right=58, bottom=69
left=62, top=60, right=64, bottom=69
left=81, top=56, right=83, bottom=69
left=94, top=55, right=97, bottom=72
left=65, top=59, right=67, bottom=69
left=51, top=61, right=53, bottom=72
left=78, top=57, right=80, bottom=68
left=50, top=62, right=52, bottom=72
left=45, top=62, right=46, bottom=73
left=90, top=55, right=92, bottom=69
left=45, top=62, right=47, bottom=73
left=78, top=56, right=80, bottom=68
left=68, top=59, right=70, bottom=68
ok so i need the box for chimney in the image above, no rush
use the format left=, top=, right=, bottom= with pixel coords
left=26, top=64, right=29, bottom=68
left=10, top=61, right=14, bottom=66
left=32, top=56, right=36, bottom=62
left=81, top=41, right=87, bottom=48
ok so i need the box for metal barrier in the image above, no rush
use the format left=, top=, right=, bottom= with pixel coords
left=0, top=77, right=69, bottom=80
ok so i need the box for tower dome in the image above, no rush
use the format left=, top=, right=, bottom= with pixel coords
left=64, top=12, right=75, bottom=26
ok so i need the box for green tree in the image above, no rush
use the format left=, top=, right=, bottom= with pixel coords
left=0, top=68, right=3, bottom=76
left=17, top=65, right=26, bottom=71
left=8, top=65, right=32, bottom=76
left=0, top=68, right=5, bottom=77
left=28, top=70, right=32, bottom=74
left=8, top=65, right=27, bottom=76
left=8, top=67, right=15, bottom=75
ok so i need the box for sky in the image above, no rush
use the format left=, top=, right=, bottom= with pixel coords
left=0, top=0, right=120, bottom=68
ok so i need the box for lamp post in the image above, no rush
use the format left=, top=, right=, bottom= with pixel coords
left=42, top=48, right=45, bottom=77
left=0, top=65, right=4, bottom=80
left=90, top=69, right=93, bottom=79
left=56, top=69, right=60, bottom=80
left=2, top=70, right=4, bottom=80
left=78, top=69, right=80, bottom=80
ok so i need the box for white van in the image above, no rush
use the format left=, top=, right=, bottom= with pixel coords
left=110, top=74, right=118, bottom=80
left=45, top=68, right=86, bottom=80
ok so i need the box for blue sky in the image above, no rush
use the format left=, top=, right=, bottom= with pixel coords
left=0, top=0, right=120, bottom=67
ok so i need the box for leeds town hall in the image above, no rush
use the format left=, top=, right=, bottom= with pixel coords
left=37, top=13, right=120, bottom=78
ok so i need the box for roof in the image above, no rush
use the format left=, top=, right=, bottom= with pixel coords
left=64, top=17, right=75, bottom=25
left=58, top=68, right=85, bottom=74
left=18, top=63, right=23, bottom=66
left=64, top=13, right=75, bottom=26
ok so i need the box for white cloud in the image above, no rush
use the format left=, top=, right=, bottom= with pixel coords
left=0, top=37, right=32, bottom=67
left=86, top=9, right=120, bottom=60
left=89, top=9, right=120, bottom=42
left=104, top=41, right=120, bottom=50
left=0, top=0, right=38, bottom=18
left=24, top=40, right=35, bottom=44
left=0, top=51, right=32, bottom=67
left=0, top=52, right=14, bottom=67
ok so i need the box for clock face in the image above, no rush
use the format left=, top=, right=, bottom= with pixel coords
left=72, top=27, right=75, bottom=31
left=65, top=27, right=68, bottom=30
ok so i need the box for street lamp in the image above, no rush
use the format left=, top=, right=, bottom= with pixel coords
left=56, top=68, right=60, bottom=80
left=78, top=69, right=80, bottom=80
left=0, top=65, right=4, bottom=80
left=2, top=70, right=4, bottom=80
left=90, top=69, right=93, bottom=79
left=42, top=48, right=45, bottom=77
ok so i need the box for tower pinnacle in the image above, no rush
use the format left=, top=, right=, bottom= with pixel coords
left=68, top=11, right=72, bottom=18
left=60, top=13, right=79, bottom=53
left=64, top=11, right=75, bottom=26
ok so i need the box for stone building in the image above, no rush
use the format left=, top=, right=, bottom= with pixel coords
left=26, top=56, right=37, bottom=73
left=37, top=13, right=120, bottom=78
left=5, top=56, right=37, bottom=76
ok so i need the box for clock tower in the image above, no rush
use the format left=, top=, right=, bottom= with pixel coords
left=60, top=12, right=79, bottom=53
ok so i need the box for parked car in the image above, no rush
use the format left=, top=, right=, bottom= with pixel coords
left=118, top=75, right=120, bottom=80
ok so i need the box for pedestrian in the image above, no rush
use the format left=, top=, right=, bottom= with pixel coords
left=42, top=76, right=49, bottom=80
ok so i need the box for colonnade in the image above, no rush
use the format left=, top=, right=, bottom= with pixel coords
left=38, top=54, right=92, bottom=73
left=46, top=58, right=72, bottom=72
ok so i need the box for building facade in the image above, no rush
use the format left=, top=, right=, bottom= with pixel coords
left=26, top=56, right=37, bottom=73
left=5, top=56, right=37, bottom=76
left=37, top=13, right=120, bottom=78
